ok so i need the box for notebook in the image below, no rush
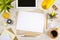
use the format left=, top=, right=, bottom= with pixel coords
left=16, top=11, right=46, bottom=33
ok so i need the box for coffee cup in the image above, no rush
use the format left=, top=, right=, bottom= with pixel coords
left=48, top=28, right=58, bottom=39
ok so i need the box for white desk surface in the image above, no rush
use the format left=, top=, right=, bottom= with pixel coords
left=0, top=0, right=60, bottom=40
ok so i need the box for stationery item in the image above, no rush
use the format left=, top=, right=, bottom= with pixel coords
left=2, top=12, right=10, bottom=19
left=0, top=33, right=12, bottom=40
left=7, top=28, right=18, bottom=40
left=52, top=5, right=58, bottom=11
left=46, top=14, right=48, bottom=29
left=1, top=29, right=15, bottom=40
left=16, top=11, right=46, bottom=33
left=16, top=30, right=40, bottom=36
left=1, top=28, right=18, bottom=40
left=7, top=19, right=13, bottom=24
left=42, top=0, right=55, bottom=9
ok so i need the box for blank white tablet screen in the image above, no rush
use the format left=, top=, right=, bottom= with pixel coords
left=16, top=12, right=46, bottom=33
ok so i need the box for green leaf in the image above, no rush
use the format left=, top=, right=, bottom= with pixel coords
left=4, top=6, right=7, bottom=12
left=0, top=0, right=4, bottom=4
left=0, top=5, right=3, bottom=9
left=5, top=0, right=12, bottom=4
left=7, top=5, right=14, bottom=9
left=0, top=5, right=4, bottom=12
left=7, top=8, right=10, bottom=12
left=0, top=0, right=14, bottom=13
left=0, top=7, right=4, bottom=13
left=0, top=0, right=3, bottom=2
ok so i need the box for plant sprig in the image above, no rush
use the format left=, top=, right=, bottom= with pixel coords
left=0, top=0, right=14, bottom=13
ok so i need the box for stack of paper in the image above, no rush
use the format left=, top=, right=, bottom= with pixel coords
left=16, top=11, right=46, bottom=33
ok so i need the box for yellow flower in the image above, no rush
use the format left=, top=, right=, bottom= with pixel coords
left=51, top=11, right=56, bottom=16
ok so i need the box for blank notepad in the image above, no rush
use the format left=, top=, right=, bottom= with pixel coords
left=16, top=12, right=46, bottom=33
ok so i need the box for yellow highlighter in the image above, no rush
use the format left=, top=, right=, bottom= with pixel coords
left=42, top=0, right=55, bottom=9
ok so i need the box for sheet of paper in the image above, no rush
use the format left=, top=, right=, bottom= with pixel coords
left=1, top=29, right=15, bottom=40
left=16, top=11, right=46, bottom=33
left=0, top=34, right=12, bottom=40
left=0, top=32, right=12, bottom=40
